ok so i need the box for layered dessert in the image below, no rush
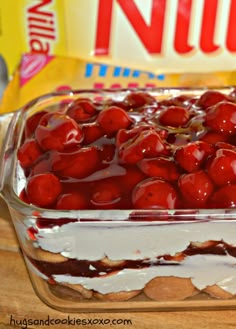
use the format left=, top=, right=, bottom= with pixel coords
left=15, top=89, right=236, bottom=303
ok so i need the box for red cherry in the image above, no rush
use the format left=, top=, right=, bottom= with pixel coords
left=26, top=173, right=62, bottom=208
left=132, top=178, right=178, bottom=209
left=90, top=179, right=121, bottom=209
left=199, top=131, right=229, bottom=144
left=215, top=142, right=236, bottom=151
left=97, top=106, right=134, bottom=136
left=30, top=153, right=52, bottom=176
left=82, top=123, right=104, bottom=144
left=24, top=111, right=48, bottom=138
left=138, top=157, right=180, bottom=181
left=99, top=144, right=116, bottom=164
left=19, top=189, right=30, bottom=204
left=124, top=91, right=156, bottom=109
left=209, top=184, right=236, bottom=208
left=159, top=95, right=196, bottom=107
left=56, top=192, right=88, bottom=210
left=208, top=149, right=236, bottom=185
left=17, top=139, right=42, bottom=169
left=178, top=170, right=214, bottom=207
left=120, top=166, right=146, bottom=191
left=204, top=101, right=236, bottom=135
left=174, top=141, right=214, bottom=172
left=116, top=125, right=150, bottom=148
left=116, top=124, right=168, bottom=148
left=158, top=106, right=190, bottom=127
left=35, top=112, right=83, bottom=151
left=105, top=99, right=129, bottom=111
left=52, top=147, right=100, bottom=178
left=197, top=91, right=229, bottom=109
left=119, top=129, right=169, bottom=164
left=67, top=98, right=97, bottom=122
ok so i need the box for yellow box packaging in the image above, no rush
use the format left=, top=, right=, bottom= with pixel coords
left=2, top=0, right=236, bottom=77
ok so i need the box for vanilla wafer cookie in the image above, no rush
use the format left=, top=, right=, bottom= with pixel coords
left=94, top=289, right=141, bottom=301
left=144, top=276, right=199, bottom=301
left=100, top=257, right=126, bottom=267
left=35, top=248, right=67, bottom=263
left=62, top=283, right=93, bottom=299
left=203, top=285, right=234, bottom=299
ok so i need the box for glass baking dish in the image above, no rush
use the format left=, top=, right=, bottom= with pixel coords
left=0, top=87, right=236, bottom=313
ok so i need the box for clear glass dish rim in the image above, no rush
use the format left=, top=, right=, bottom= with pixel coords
left=2, top=86, right=236, bottom=223
left=10, top=85, right=236, bottom=114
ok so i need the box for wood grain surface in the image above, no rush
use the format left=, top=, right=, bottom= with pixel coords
left=0, top=197, right=236, bottom=329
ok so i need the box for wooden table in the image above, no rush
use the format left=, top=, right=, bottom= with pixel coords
left=0, top=197, right=236, bottom=329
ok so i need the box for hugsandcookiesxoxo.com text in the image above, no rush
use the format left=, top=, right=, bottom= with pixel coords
left=9, top=314, right=133, bottom=328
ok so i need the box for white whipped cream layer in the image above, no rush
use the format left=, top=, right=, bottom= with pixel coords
left=35, top=221, right=236, bottom=261
left=30, top=220, right=236, bottom=294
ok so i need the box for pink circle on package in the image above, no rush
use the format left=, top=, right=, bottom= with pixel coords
left=20, top=54, right=54, bottom=86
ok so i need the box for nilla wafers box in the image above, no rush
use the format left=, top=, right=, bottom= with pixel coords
left=2, top=0, right=236, bottom=77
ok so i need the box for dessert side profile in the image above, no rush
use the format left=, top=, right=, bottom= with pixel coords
left=1, top=87, right=236, bottom=311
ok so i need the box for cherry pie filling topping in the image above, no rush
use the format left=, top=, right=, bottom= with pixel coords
left=17, top=89, right=236, bottom=211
